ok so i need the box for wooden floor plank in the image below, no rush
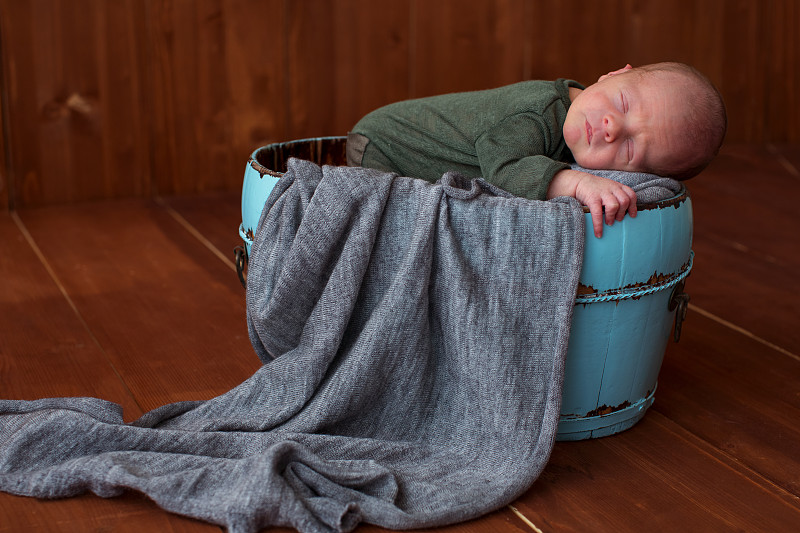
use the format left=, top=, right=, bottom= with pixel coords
left=515, top=411, right=800, bottom=532
left=689, top=144, right=798, bottom=271
left=1, top=492, right=221, bottom=533
left=357, top=508, right=536, bottom=533
left=693, top=144, right=797, bottom=219
left=159, top=191, right=245, bottom=267
left=13, top=199, right=261, bottom=413
left=687, top=235, right=799, bottom=353
left=0, top=213, right=140, bottom=407
left=655, top=312, right=800, bottom=499
left=682, top=144, right=800, bottom=353
left=770, top=143, right=800, bottom=179
left=0, top=211, right=222, bottom=531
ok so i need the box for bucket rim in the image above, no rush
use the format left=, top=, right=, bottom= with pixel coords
left=249, top=136, right=348, bottom=178
left=246, top=136, right=690, bottom=210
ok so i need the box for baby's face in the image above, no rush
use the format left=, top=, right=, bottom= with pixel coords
left=564, top=71, right=689, bottom=174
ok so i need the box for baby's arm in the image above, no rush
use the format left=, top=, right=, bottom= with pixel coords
left=547, top=169, right=637, bottom=238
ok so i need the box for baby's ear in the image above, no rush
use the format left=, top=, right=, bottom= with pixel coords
left=598, top=64, right=633, bottom=82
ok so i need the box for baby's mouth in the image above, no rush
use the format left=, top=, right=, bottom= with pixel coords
left=585, top=120, right=593, bottom=145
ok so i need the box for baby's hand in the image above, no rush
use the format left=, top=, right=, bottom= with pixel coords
left=547, top=169, right=637, bottom=238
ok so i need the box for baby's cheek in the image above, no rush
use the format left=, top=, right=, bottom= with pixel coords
left=573, top=149, right=605, bottom=169
left=578, top=149, right=621, bottom=171
left=570, top=148, right=590, bottom=166
left=562, top=123, right=581, bottom=152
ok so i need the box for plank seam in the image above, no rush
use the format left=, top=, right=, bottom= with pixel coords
left=766, top=144, right=800, bottom=179
left=508, top=505, right=544, bottom=533
left=688, top=304, right=799, bottom=363
left=155, top=197, right=236, bottom=273
left=10, top=211, right=144, bottom=413
left=647, top=411, right=800, bottom=509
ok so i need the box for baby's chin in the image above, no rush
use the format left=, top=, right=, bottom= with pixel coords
left=573, top=155, right=641, bottom=173
left=571, top=156, right=605, bottom=171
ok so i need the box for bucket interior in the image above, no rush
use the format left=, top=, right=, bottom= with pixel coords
left=252, top=136, right=348, bottom=175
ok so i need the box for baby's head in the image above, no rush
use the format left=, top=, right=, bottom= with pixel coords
left=563, top=62, right=727, bottom=180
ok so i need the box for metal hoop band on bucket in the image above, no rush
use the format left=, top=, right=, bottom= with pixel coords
left=575, top=251, right=694, bottom=304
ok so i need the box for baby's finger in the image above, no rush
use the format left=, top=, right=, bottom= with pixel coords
left=604, top=197, right=620, bottom=227
left=587, top=200, right=604, bottom=238
left=627, top=189, right=638, bottom=218
left=614, top=188, right=636, bottom=221
left=613, top=194, right=629, bottom=222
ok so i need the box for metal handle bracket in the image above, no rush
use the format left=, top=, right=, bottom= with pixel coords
left=668, top=280, right=690, bottom=342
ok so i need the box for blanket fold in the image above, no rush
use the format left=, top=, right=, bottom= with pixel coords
left=571, top=163, right=683, bottom=203
left=1, top=159, right=585, bottom=533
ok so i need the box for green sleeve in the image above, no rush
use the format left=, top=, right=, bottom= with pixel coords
left=474, top=113, right=570, bottom=200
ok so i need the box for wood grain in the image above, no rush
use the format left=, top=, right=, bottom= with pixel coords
left=0, top=213, right=141, bottom=408
left=0, top=210, right=221, bottom=531
left=0, top=0, right=151, bottom=207
left=330, top=0, right=413, bottom=137
left=684, top=144, right=800, bottom=352
left=13, top=199, right=260, bottom=412
left=657, top=313, right=800, bottom=498
left=286, top=0, right=413, bottom=140
left=1, top=0, right=799, bottom=207
left=147, top=0, right=288, bottom=197
left=524, top=0, right=632, bottom=84
left=160, top=190, right=244, bottom=267
left=412, top=0, right=525, bottom=97
left=0, top=42, right=8, bottom=210
left=515, top=412, right=800, bottom=531
left=773, top=143, right=800, bottom=177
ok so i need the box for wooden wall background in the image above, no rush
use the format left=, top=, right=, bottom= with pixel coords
left=0, top=0, right=797, bottom=210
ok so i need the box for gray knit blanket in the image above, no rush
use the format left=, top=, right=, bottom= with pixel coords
left=0, top=159, right=585, bottom=533
left=571, top=164, right=682, bottom=203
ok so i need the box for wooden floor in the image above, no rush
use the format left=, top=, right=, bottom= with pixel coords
left=1, top=144, right=799, bottom=532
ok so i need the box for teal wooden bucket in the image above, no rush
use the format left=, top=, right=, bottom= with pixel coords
left=558, top=191, right=692, bottom=440
left=237, top=137, right=693, bottom=440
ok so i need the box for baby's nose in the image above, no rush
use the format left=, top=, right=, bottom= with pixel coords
left=603, top=114, right=621, bottom=142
